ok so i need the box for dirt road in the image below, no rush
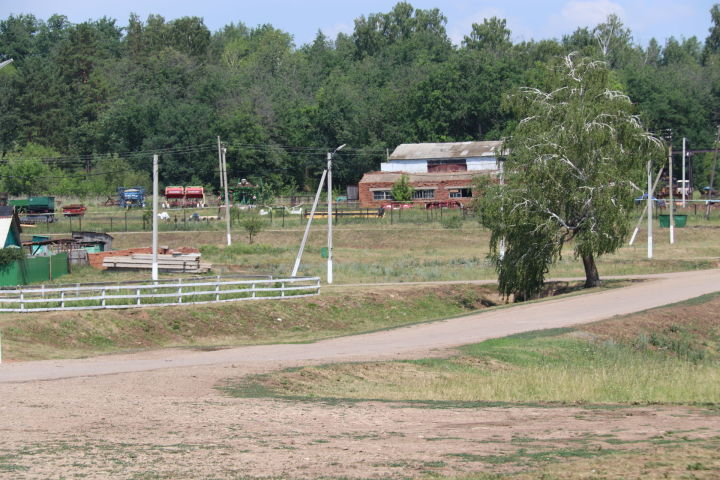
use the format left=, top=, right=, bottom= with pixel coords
left=1, top=269, right=718, bottom=383
left=2, top=270, right=719, bottom=479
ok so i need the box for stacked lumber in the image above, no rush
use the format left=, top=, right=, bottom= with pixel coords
left=102, top=253, right=211, bottom=273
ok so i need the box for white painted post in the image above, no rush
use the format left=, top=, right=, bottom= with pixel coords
left=20, top=290, right=24, bottom=311
left=215, top=282, right=220, bottom=301
left=252, top=283, right=256, bottom=298
left=152, top=154, right=159, bottom=281
left=648, top=160, right=653, bottom=259
left=61, top=291, right=65, bottom=308
left=217, top=136, right=224, bottom=189
left=101, top=288, right=106, bottom=307
left=669, top=142, right=674, bottom=245
left=222, top=147, right=232, bottom=246
left=682, top=137, right=687, bottom=207
left=136, top=288, right=141, bottom=305
left=291, top=169, right=327, bottom=277
left=327, top=152, right=333, bottom=284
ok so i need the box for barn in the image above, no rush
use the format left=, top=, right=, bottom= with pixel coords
left=358, top=141, right=503, bottom=208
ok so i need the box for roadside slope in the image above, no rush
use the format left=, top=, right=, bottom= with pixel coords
left=1, top=268, right=719, bottom=383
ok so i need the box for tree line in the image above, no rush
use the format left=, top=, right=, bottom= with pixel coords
left=1, top=2, right=720, bottom=197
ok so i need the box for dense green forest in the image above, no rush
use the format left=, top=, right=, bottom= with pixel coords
left=1, top=2, right=719, bottom=197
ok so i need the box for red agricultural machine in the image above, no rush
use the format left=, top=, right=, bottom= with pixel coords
left=162, top=186, right=206, bottom=208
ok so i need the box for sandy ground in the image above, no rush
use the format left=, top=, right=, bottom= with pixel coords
left=2, top=269, right=720, bottom=479
left=3, top=365, right=719, bottom=479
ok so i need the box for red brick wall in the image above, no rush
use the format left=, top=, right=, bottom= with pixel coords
left=358, top=179, right=475, bottom=208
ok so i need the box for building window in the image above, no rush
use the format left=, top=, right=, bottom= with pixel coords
left=412, top=189, right=435, bottom=199
left=449, top=188, right=472, bottom=198
left=373, top=190, right=393, bottom=201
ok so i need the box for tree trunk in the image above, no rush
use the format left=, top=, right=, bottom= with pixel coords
left=582, top=253, right=601, bottom=288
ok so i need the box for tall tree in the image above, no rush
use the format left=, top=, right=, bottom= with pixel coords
left=475, top=55, right=663, bottom=300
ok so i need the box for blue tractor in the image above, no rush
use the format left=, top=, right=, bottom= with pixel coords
left=117, top=187, right=146, bottom=208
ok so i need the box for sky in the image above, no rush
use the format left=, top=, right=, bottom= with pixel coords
left=0, top=0, right=716, bottom=48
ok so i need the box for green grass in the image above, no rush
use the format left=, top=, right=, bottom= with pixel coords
left=220, top=293, right=720, bottom=406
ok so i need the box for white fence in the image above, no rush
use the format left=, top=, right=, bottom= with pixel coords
left=0, top=276, right=321, bottom=312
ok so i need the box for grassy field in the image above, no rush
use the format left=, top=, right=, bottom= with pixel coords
left=223, top=292, right=720, bottom=405
left=96, top=221, right=720, bottom=285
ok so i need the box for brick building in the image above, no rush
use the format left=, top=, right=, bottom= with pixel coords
left=358, top=141, right=503, bottom=208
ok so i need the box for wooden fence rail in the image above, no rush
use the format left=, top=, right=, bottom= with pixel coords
left=0, top=276, right=321, bottom=312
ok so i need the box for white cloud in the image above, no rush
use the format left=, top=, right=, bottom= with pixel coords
left=559, top=0, right=625, bottom=27
left=321, top=22, right=353, bottom=41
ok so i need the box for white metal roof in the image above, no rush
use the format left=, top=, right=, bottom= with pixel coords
left=389, top=141, right=503, bottom=161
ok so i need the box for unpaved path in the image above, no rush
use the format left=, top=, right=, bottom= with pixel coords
left=1, top=269, right=718, bottom=383
left=1, top=270, right=720, bottom=479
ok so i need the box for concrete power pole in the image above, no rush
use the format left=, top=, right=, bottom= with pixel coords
left=152, top=154, right=159, bottom=281
left=647, top=159, right=653, bottom=259
left=669, top=139, right=674, bottom=245
left=222, top=146, right=232, bottom=246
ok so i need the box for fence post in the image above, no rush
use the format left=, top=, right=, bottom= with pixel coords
left=60, top=291, right=65, bottom=308
left=19, top=290, right=24, bottom=311
left=215, top=282, right=220, bottom=301
left=136, top=288, right=141, bottom=305
left=252, top=283, right=256, bottom=298
left=178, top=285, right=182, bottom=304
left=281, top=281, right=285, bottom=297
left=101, top=288, right=106, bottom=307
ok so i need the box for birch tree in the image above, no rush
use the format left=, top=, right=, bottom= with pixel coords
left=475, top=54, right=663, bottom=300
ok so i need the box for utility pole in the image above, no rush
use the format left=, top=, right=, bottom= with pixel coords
left=629, top=165, right=664, bottom=245
left=681, top=137, right=686, bottom=207
left=222, top=146, right=231, bottom=246
left=217, top=136, right=224, bottom=189
left=291, top=169, right=328, bottom=277
left=152, top=154, right=159, bottom=281
left=706, top=126, right=719, bottom=219
left=327, top=144, right=345, bottom=284
left=668, top=133, right=674, bottom=245
left=647, top=159, right=653, bottom=259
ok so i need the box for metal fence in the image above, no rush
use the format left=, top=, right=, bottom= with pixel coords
left=0, top=275, right=321, bottom=312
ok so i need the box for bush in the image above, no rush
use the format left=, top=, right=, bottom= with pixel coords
left=0, top=247, right=25, bottom=266
left=240, top=216, right=267, bottom=244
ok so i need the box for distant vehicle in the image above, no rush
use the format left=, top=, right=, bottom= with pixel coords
left=62, top=204, right=86, bottom=217
left=117, top=187, right=146, bottom=208
left=9, top=196, right=55, bottom=223
left=634, top=194, right=666, bottom=207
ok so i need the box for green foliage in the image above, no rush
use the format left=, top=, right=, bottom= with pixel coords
left=390, top=174, right=414, bottom=202
left=0, top=7, right=718, bottom=196
left=239, top=215, right=267, bottom=244
left=0, top=247, right=25, bottom=266
left=475, top=55, right=664, bottom=300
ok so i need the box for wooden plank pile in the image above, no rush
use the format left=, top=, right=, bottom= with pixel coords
left=102, top=253, right=211, bottom=273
